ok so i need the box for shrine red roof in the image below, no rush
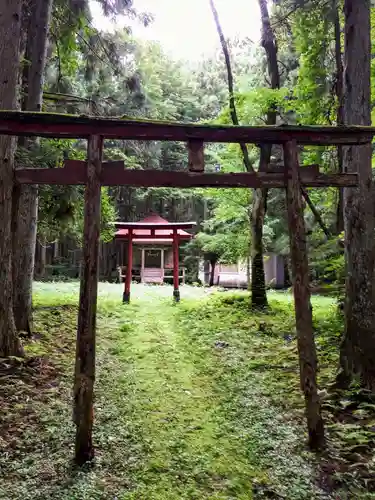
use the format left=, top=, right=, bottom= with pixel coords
left=114, top=214, right=195, bottom=244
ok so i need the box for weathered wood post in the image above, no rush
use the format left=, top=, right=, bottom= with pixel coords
left=73, top=135, right=103, bottom=465
left=283, top=140, right=325, bottom=450
left=187, top=139, right=205, bottom=172
left=172, top=229, right=180, bottom=302
left=123, top=229, right=133, bottom=303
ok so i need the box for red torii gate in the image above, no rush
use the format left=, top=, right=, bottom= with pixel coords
left=1, top=110, right=373, bottom=464
left=114, top=214, right=195, bottom=302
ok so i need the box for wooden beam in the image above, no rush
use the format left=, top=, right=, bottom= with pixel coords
left=114, top=221, right=196, bottom=229
left=14, top=159, right=122, bottom=184
left=266, top=163, right=319, bottom=175
left=284, top=140, right=325, bottom=450
left=187, top=139, right=204, bottom=172
left=15, top=167, right=358, bottom=188
left=0, top=110, right=374, bottom=144
left=64, top=159, right=125, bottom=170
left=115, top=234, right=192, bottom=240
left=73, top=134, right=103, bottom=465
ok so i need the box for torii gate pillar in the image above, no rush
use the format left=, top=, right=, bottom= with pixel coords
left=123, top=230, right=133, bottom=303
left=173, top=229, right=180, bottom=302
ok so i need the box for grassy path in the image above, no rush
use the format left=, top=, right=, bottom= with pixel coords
left=101, top=297, right=261, bottom=499
left=1, top=284, right=350, bottom=499
left=92, top=286, right=328, bottom=499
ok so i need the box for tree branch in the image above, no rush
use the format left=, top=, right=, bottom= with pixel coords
left=209, top=0, right=253, bottom=173
left=301, top=186, right=330, bottom=238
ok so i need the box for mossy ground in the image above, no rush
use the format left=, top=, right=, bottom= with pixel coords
left=0, top=283, right=374, bottom=499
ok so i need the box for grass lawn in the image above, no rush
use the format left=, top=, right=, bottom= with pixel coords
left=0, top=283, right=374, bottom=499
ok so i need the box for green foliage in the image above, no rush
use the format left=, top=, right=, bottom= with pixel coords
left=234, top=88, right=291, bottom=125
left=16, top=139, right=117, bottom=242
left=195, top=231, right=238, bottom=263
left=190, top=183, right=252, bottom=267
left=39, top=0, right=364, bottom=286
left=309, top=233, right=345, bottom=285
left=292, top=3, right=333, bottom=124
left=100, top=188, right=117, bottom=242
left=62, top=186, right=117, bottom=244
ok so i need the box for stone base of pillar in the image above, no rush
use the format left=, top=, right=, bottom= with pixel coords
left=123, top=291, right=130, bottom=303
left=173, top=289, right=180, bottom=302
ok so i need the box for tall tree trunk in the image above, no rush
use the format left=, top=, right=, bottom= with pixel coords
left=13, top=0, right=52, bottom=334
left=251, top=0, right=280, bottom=308
left=336, top=0, right=375, bottom=390
left=251, top=180, right=268, bottom=306
left=53, top=239, right=59, bottom=262
left=209, top=259, right=217, bottom=287
left=209, top=0, right=271, bottom=308
left=0, top=0, right=23, bottom=356
left=333, top=0, right=345, bottom=234
left=208, top=0, right=253, bottom=173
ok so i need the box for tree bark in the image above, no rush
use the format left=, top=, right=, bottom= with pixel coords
left=38, top=238, right=47, bottom=279
left=209, top=259, right=217, bottom=287
left=12, top=185, right=38, bottom=334
left=53, top=239, right=59, bottom=262
left=333, top=0, right=345, bottom=234
left=0, top=0, right=23, bottom=357
left=336, top=0, right=375, bottom=390
left=251, top=171, right=268, bottom=307
left=251, top=0, right=280, bottom=309
left=13, top=0, right=52, bottom=334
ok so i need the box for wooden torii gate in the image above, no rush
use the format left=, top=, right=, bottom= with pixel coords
left=2, top=111, right=373, bottom=464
